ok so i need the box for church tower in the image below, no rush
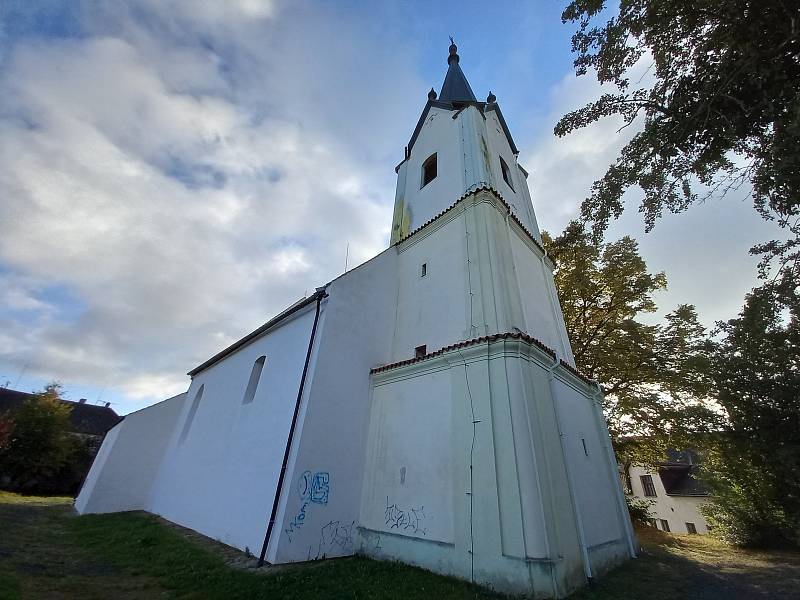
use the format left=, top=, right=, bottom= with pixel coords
left=358, top=43, right=636, bottom=597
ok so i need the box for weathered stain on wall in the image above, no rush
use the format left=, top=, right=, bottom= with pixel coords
left=390, top=197, right=412, bottom=245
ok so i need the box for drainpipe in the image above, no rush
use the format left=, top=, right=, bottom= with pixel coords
left=546, top=355, right=592, bottom=582
left=258, top=288, right=327, bottom=567
left=589, top=381, right=638, bottom=558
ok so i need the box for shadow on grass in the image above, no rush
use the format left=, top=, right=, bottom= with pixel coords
left=569, top=526, right=800, bottom=600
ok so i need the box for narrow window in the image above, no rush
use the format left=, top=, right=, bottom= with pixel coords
left=660, top=519, right=671, bottom=532
left=686, top=522, right=697, bottom=534
left=242, top=356, right=266, bottom=404
left=499, top=155, right=514, bottom=191
left=581, top=438, right=589, bottom=457
left=415, top=345, right=427, bottom=359
left=420, top=262, right=427, bottom=277
left=640, top=474, right=657, bottom=497
left=179, top=384, right=204, bottom=444
left=421, top=153, right=437, bottom=188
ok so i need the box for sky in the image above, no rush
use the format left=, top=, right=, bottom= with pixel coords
left=0, top=0, right=781, bottom=414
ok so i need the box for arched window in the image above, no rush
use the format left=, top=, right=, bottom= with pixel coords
left=242, top=356, right=266, bottom=404
left=179, top=384, right=204, bottom=444
left=421, top=153, right=437, bottom=188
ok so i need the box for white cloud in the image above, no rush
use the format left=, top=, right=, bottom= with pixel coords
left=0, top=3, right=424, bottom=412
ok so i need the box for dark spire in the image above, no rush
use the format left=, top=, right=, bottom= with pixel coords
left=438, top=40, right=477, bottom=103
left=428, top=87, right=437, bottom=101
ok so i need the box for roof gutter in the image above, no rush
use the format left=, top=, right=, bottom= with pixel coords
left=188, top=291, right=325, bottom=377
left=257, top=288, right=327, bottom=566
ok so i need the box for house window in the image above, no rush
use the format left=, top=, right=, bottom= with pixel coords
left=179, top=384, right=204, bottom=444
left=421, top=262, right=427, bottom=277
left=415, top=345, right=427, bottom=359
left=660, top=519, right=671, bottom=532
left=686, top=522, right=698, bottom=534
left=242, top=356, right=266, bottom=404
left=499, top=155, right=514, bottom=191
left=421, top=153, right=437, bottom=188
left=640, top=474, right=657, bottom=497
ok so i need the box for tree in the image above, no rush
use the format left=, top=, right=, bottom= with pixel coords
left=700, top=284, right=800, bottom=547
left=557, top=1, right=800, bottom=287
left=0, top=383, right=76, bottom=489
left=544, top=221, right=718, bottom=467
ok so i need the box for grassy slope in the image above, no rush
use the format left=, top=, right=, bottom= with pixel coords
left=2, top=491, right=799, bottom=599
left=0, top=492, right=501, bottom=600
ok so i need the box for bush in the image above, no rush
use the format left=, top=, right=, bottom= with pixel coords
left=626, top=495, right=654, bottom=525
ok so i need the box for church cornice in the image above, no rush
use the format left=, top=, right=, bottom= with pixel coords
left=369, top=330, right=597, bottom=392
left=394, top=185, right=552, bottom=266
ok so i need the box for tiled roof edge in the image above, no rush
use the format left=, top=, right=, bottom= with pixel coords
left=394, top=185, right=547, bottom=257
left=559, top=359, right=596, bottom=388
left=370, top=331, right=557, bottom=374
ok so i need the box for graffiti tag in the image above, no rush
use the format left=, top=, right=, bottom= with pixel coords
left=384, top=496, right=429, bottom=536
left=285, top=470, right=330, bottom=542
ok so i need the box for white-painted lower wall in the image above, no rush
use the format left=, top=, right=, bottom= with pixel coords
left=629, top=465, right=709, bottom=534
left=359, top=337, right=633, bottom=597
left=145, top=306, right=317, bottom=555
left=269, top=249, right=398, bottom=563
left=75, top=393, right=187, bottom=514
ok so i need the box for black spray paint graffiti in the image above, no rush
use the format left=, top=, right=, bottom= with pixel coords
left=384, top=496, right=429, bottom=536
left=307, top=519, right=355, bottom=560
left=285, top=470, right=330, bottom=542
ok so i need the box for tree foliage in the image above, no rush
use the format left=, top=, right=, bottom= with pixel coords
left=544, top=221, right=718, bottom=466
left=558, top=0, right=800, bottom=286
left=0, top=383, right=77, bottom=488
left=701, top=284, right=800, bottom=547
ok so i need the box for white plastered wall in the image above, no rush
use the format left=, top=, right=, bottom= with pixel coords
left=269, top=248, right=399, bottom=563
left=394, top=106, right=463, bottom=235
left=75, top=393, right=187, bottom=515
left=359, top=338, right=632, bottom=597
left=147, top=306, right=317, bottom=555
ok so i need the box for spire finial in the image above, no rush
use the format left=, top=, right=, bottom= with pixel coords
left=428, top=87, right=437, bottom=101
left=487, top=91, right=496, bottom=104
left=448, top=36, right=459, bottom=65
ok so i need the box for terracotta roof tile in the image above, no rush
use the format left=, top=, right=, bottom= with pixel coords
left=370, top=330, right=557, bottom=374
left=395, top=185, right=547, bottom=258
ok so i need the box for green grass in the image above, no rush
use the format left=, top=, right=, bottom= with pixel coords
left=72, top=511, right=504, bottom=599
left=0, top=491, right=502, bottom=599
left=2, top=491, right=799, bottom=599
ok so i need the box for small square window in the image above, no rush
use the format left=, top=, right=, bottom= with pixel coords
left=421, top=263, right=427, bottom=277
left=414, top=345, right=427, bottom=359
left=660, top=519, right=671, bottom=532
left=686, top=522, right=697, bottom=534
left=499, top=155, right=514, bottom=191
left=421, top=153, right=437, bottom=188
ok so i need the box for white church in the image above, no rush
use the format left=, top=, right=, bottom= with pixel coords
left=76, top=43, right=636, bottom=597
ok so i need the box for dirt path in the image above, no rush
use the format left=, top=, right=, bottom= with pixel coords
left=621, top=526, right=800, bottom=600
left=0, top=494, right=167, bottom=599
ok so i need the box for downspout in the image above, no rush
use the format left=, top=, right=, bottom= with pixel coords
left=590, top=381, right=638, bottom=558
left=258, top=288, right=327, bottom=567
left=546, top=355, right=592, bottom=582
